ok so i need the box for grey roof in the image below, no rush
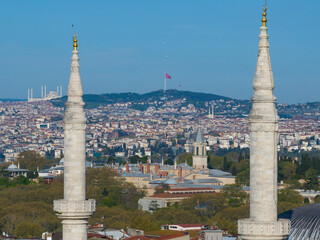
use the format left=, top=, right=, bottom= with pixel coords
left=122, top=172, right=149, bottom=178
left=279, top=203, right=320, bottom=240
left=163, top=178, right=178, bottom=185
left=191, top=178, right=222, bottom=184
left=209, top=169, right=233, bottom=177
left=196, top=128, right=205, bottom=143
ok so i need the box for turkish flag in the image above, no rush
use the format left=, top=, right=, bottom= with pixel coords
left=165, top=73, right=172, bottom=79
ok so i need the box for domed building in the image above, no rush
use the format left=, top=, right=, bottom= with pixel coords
left=279, top=203, right=320, bottom=239
left=5, top=162, right=29, bottom=178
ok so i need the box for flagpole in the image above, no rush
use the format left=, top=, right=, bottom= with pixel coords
left=164, top=75, right=166, bottom=100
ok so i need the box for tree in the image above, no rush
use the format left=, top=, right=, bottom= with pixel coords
left=278, top=188, right=303, bottom=204
left=304, top=168, right=319, bottom=190
left=214, top=205, right=249, bottom=235
left=164, top=158, right=174, bottom=165
left=279, top=162, right=297, bottom=181
left=129, top=155, right=140, bottom=164
left=14, top=222, right=44, bottom=238
left=314, top=195, right=320, bottom=203
left=235, top=168, right=250, bottom=186
left=181, top=193, right=227, bottom=218
left=223, top=184, right=249, bottom=208
left=177, top=153, right=192, bottom=166
left=17, top=151, right=55, bottom=171
left=208, top=152, right=224, bottom=170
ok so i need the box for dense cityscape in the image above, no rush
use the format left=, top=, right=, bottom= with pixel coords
left=1, top=1, right=320, bottom=240
left=1, top=96, right=320, bottom=163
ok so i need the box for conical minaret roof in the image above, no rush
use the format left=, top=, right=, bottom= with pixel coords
left=64, top=35, right=86, bottom=125
left=250, top=6, right=277, bottom=123
left=195, top=128, right=205, bottom=143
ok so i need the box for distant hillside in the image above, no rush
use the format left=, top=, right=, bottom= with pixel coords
left=51, top=89, right=239, bottom=109
left=49, top=90, right=320, bottom=118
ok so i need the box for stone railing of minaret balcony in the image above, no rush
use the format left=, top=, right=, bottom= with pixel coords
left=238, top=219, right=290, bottom=239
left=53, top=199, right=96, bottom=218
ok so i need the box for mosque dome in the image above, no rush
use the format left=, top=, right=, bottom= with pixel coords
left=279, top=203, right=320, bottom=239
left=7, top=164, right=18, bottom=170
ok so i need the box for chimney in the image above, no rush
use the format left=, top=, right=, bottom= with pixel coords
left=147, top=161, right=150, bottom=173
left=140, top=163, right=143, bottom=173
left=126, top=162, right=129, bottom=173
left=155, top=164, right=160, bottom=174
left=178, top=166, right=182, bottom=178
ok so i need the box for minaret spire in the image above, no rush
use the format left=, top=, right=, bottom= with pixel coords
left=54, top=34, right=95, bottom=240
left=238, top=6, right=290, bottom=240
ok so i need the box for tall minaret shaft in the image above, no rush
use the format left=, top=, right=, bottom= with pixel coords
left=238, top=6, right=290, bottom=240
left=250, top=12, right=278, bottom=223
left=64, top=35, right=86, bottom=201
left=54, top=35, right=95, bottom=240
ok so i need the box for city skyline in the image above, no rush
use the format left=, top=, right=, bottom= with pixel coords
left=0, top=0, right=319, bottom=103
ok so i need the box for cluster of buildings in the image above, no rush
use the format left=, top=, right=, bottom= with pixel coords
left=1, top=98, right=320, bottom=164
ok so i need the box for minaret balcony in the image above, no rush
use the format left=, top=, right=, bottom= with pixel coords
left=53, top=199, right=96, bottom=219
left=238, top=218, right=290, bottom=240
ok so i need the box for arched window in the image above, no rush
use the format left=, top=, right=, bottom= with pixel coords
left=196, top=147, right=199, bottom=155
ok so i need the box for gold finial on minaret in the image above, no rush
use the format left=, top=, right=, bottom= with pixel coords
left=73, top=34, right=78, bottom=51
left=262, top=5, right=267, bottom=27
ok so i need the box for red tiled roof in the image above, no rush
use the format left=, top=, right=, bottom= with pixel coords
left=168, top=188, right=213, bottom=191
left=88, top=233, right=109, bottom=239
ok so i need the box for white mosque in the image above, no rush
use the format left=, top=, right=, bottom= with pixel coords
left=28, top=85, right=62, bottom=102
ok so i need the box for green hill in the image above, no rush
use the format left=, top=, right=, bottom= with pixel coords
left=51, top=89, right=240, bottom=110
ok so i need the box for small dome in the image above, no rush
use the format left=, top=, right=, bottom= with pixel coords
left=164, top=179, right=178, bottom=185
left=8, top=164, right=18, bottom=170
left=59, top=158, right=64, bottom=165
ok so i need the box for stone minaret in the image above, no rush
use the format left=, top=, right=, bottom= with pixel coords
left=54, top=35, right=95, bottom=240
left=238, top=6, right=290, bottom=240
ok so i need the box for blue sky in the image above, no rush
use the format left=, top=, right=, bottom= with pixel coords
left=0, top=0, right=319, bottom=103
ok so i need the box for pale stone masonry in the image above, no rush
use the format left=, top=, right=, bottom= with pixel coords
left=192, top=128, right=208, bottom=169
left=54, top=36, right=95, bottom=240
left=238, top=8, right=290, bottom=240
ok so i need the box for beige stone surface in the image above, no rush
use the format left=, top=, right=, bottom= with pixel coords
left=238, top=25, right=290, bottom=240
left=54, top=49, right=95, bottom=240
